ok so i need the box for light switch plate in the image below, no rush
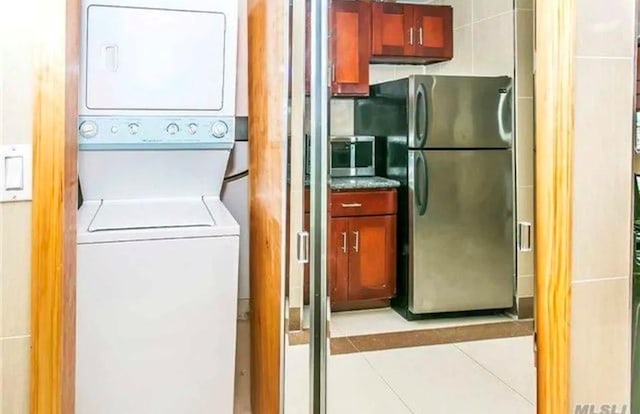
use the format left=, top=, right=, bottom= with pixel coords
left=0, top=144, right=32, bottom=202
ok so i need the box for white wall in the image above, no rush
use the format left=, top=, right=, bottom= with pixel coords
left=571, top=0, right=635, bottom=406
left=0, top=1, right=36, bottom=412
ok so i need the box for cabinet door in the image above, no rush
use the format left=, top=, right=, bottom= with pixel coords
left=371, top=3, right=415, bottom=58
left=304, top=215, right=349, bottom=304
left=348, top=215, right=396, bottom=301
left=331, top=0, right=371, bottom=96
left=413, top=5, right=453, bottom=60
left=329, top=218, right=350, bottom=303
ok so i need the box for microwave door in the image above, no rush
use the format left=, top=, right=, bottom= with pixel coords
left=331, top=141, right=354, bottom=177
left=354, top=139, right=375, bottom=176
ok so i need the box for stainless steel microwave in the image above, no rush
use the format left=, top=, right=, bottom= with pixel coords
left=306, top=135, right=375, bottom=177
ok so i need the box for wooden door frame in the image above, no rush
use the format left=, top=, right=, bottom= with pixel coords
left=247, top=0, right=287, bottom=413
left=30, top=0, right=80, bottom=412
left=533, top=1, right=574, bottom=413
left=28, top=0, right=573, bottom=413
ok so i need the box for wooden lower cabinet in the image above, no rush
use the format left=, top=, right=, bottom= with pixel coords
left=304, top=189, right=397, bottom=307
left=304, top=214, right=350, bottom=303
left=347, top=215, right=396, bottom=301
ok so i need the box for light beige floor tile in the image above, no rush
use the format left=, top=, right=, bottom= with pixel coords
left=456, top=336, right=536, bottom=404
left=364, top=344, right=534, bottom=414
left=285, top=342, right=310, bottom=413
left=285, top=344, right=411, bottom=414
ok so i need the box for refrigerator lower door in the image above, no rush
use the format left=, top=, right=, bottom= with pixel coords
left=408, top=149, right=514, bottom=313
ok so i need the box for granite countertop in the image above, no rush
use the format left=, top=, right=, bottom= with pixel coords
left=303, top=175, right=401, bottom=190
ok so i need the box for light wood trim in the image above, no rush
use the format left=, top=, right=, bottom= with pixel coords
left=30, top=0, right=80, bottom=412
left=248, top=0, right=286, bottom=412
left=534, top=1, right=574, bottom=413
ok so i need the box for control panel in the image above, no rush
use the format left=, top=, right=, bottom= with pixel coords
left=78, top=117, right=235, bottom=150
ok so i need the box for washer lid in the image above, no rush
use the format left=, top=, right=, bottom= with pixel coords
left=88, top=198, right=214, bottom=232
left=78, top=198, right=239, bottom=244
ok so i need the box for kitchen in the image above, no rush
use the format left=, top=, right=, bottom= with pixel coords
left=290, top=1, right=533, bottom=332
left=281, top=0, right=536, bottom=412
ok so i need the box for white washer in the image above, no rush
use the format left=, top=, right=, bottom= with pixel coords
left=76, top=198, right=239, bottom=414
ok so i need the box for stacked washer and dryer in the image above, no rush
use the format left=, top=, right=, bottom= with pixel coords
left=75, top=1, right=240, bottom=413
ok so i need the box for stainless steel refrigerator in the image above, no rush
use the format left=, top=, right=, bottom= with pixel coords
left=355, top=75, right=515, bottom=318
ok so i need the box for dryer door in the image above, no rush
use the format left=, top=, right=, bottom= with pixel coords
left=84, top=5, right=226, bottom=112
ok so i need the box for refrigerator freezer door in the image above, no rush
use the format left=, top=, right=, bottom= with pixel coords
left=408, top=149, right=514, bottom=313
left=409, top=76, right=513, bottom=149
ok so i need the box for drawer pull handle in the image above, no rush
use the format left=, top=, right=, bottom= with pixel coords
left=341, top=203, right=362, bottom=208
left=353, top=231, right=360, bottom=253
left=341, top=232, right=347, bottom=253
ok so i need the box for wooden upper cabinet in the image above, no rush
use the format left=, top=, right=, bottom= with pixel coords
left=371, top=3, right=414, bottom=58
left=413, top=5, right=453, bottom=60
left=331, top=0, right=371, bottom=96
left=371, top=3, right=453, bottom=64
left=348, top=215, right=396, bottom=301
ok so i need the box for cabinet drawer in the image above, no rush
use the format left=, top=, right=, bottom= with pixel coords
left=331, top=190, right=397, bottom=217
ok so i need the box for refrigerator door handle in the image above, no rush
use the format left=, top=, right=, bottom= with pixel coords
left=416, top=151, right=429, bottom=216
left=497, top=86, right=511, bottom=144
left=415, top=83, right=428, bottom=148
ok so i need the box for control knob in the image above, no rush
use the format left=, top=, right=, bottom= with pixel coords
left=210, top=121, right=228, bottom=139
left=166, top=123, right=180, bottom=135
left=128, top=123, right=140, bottom=135
left=187, top=123, right=198, bottom=135
left=79, top=121, right=98, bottom=138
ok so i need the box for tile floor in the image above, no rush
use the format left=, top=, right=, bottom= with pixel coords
left=284, top=335, right=536, bottom=414
left=237, top=314, right=535, bottom=414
